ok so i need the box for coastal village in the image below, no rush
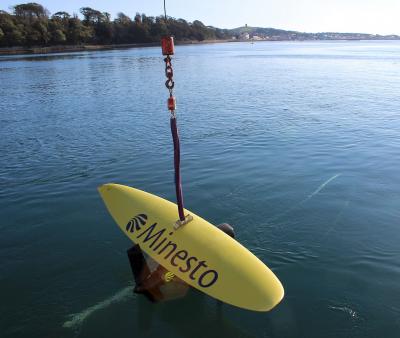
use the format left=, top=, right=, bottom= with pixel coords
left=233, top=24, right=399, bottom=41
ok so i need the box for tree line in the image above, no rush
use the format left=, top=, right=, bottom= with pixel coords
left=0, top=3, right=230, bottom=47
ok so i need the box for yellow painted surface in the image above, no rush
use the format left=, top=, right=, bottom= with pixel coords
left=98, top=183, right=284, bottom=311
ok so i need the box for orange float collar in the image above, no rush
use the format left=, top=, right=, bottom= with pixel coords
left=161, top=36, right=175, bottom=55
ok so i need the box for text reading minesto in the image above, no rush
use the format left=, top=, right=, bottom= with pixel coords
left=127, top=218, right=218, bottom=288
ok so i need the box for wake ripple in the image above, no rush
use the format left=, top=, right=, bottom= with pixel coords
left=329, top=305, right=359, bottom=319
left=63, top=285, right=133, bottom=329
left=268, top=173, right=341, bottom=223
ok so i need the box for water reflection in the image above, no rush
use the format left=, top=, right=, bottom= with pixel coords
left=0, top=53, right=88, bottom=62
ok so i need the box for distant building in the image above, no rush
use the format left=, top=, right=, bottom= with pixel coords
left=240, top=33, right=250, bottom=40
left=252, top=35, right=262, bottom=41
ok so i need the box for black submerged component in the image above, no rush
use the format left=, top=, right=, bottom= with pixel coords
left=127, top=245, right=189, bottom=303
left=127, top=245, right=159, bottom=302
left=217, top=223, right=235, bottom=238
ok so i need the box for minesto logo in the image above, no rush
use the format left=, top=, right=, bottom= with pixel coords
left=164, top=272, right=175, bottom=282
left=126, top=214, right=148, bottom=233
left=126, top=213, right=219, bottom=289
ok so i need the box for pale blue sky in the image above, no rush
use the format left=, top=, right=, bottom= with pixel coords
left=1, top=0, right=399, bottom=35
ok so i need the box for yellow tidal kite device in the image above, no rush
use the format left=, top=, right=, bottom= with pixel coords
left=98, top=183, right=284, bottom=311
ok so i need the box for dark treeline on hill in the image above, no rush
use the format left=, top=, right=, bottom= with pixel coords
left=1, top=2, right=399, bottom=49
left=0, top=2, right=230, bottom=47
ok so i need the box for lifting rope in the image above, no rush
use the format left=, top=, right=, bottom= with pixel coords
left=161, top=1, right=192, bottom=227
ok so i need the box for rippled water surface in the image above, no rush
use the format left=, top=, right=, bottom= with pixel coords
left=1, top=41, right=400, bottom=338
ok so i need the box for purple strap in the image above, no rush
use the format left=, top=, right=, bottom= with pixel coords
left=170, top=116, right=185, bottom=221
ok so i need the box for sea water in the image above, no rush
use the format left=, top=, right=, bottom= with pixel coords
left=1, top=41, right=400, bottom=338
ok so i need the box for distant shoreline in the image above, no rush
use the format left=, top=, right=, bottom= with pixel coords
left=0, top=40, right=230, bottom=56
left=0, top=38, right=399, bottom=56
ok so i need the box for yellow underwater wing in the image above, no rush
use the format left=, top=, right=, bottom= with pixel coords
left=98, top=183, right=284, bottom=311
